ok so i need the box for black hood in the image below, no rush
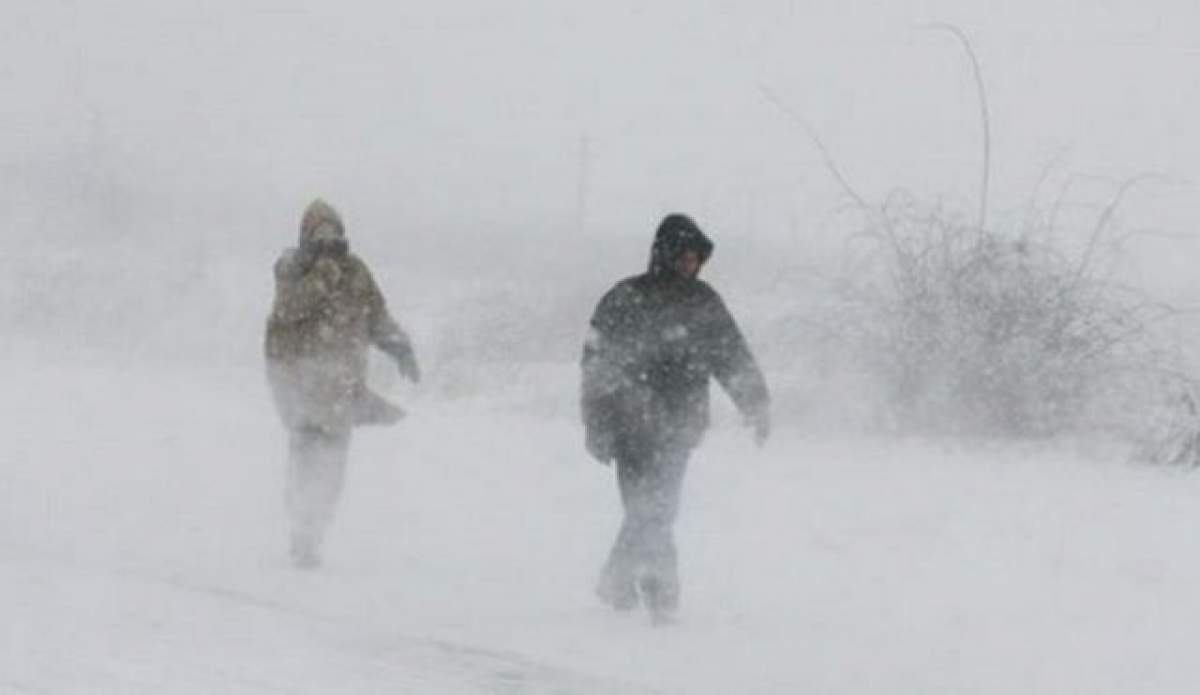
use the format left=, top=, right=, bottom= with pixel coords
left=648, top=213, right=714, bottom=276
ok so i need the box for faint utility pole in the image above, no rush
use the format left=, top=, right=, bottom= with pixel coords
left=576, top=134, right=591, bottom=235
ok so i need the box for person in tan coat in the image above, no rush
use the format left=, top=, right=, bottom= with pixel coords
left=265, top=199, right=419, bottom=568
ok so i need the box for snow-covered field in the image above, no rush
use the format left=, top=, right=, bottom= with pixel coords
left=6, top=352, right=1200, bottom=694
left=9, top=2, right=1200, bottom=692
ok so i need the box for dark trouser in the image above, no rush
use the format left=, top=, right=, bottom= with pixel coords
left=602, top=438, right=690, bottom=607
left=286, top=426, right=351, bottom=554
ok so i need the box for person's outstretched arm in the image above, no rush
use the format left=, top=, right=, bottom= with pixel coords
left=701, top=287, right=771, bottom=445
left=360, top=261, right=420, bottom=383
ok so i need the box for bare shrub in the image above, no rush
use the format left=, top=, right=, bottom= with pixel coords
left=826, top=189, right=1183, bottom=438
left=1128, top=375, right=1200, bottom=466
left=765, top=26, right=1195, bottom=442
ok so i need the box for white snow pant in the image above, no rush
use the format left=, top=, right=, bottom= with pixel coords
left=603, top=439, right=690, bottom=605
left=286, top=426, right=350, bottom=550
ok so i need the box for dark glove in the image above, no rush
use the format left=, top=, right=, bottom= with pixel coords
left=747, top=410, right=770, bottom=448
left=381, top=339, right=420, bottom=384
left=396, top=353, right=421, bottom=383
left=585, top=428, right=615, bottom=465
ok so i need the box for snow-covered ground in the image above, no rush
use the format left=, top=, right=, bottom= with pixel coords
left=10, top=1, right=1200, bottom=692
left=6, top=353, right=1200, bottom=694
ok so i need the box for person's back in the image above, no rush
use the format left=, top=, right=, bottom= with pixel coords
left=581, top=213, right=769, bottom=621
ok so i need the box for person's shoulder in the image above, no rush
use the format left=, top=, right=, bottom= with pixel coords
left=341, top=253, right=382, bottom=293
left=343, top=252, right=372, bottom=273
left=613, top=274, right=646, bottom=291
left=274, top=248, right=302, bottom=278
left=692, top=278, right=722, bottom=299
left=590, top=275, right=647, bottom=322
left=688, top=279, right=730, bottom=310
left=330, top=251, right=378, bottom=281
left=603, top=274, right=649, bottom=302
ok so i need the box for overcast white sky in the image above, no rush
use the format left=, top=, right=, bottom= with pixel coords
left=4, top=0, right=1200, bottom=275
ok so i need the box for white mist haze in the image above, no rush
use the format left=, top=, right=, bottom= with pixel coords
left=7, top=1, right=1200, bottom=692
left=9, top=2, right=1200, bottom=362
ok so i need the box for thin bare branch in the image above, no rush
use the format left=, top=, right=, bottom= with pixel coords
left=1022, top=148, right=1072, bottom=238
left=759, top=84, right=872, bottom=212
left=1071, top=173, right=1167, bottom=286
left=920, top=23, right=991, bottom=231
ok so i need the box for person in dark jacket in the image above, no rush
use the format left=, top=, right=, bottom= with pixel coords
left=581, top=213, right=770, bottom=618
left=265, top=199, right=420, bottom=569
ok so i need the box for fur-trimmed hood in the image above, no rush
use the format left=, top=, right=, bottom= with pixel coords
left=298, top=199, right=345, bottom=248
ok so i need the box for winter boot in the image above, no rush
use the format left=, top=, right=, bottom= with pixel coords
left=290, top=531, right=321, bottom=570
left=596, top=566, right=638, bottom=611
left=639, top=574, right=679, bottom=625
